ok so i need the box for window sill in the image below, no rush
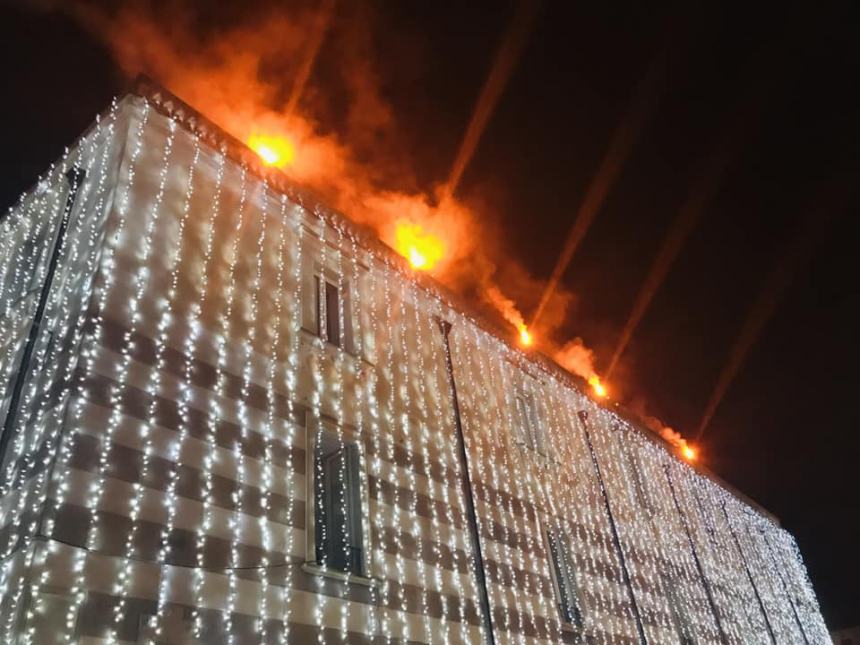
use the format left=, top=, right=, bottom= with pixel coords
left=301, top=562, right=379, bottom=588
left=299, top=327, right=375, bottom=369
left=559, top=621, right=584, bottom=634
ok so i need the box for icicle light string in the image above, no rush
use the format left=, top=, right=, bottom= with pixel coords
left=429, top=308, right=484, bottom=644
left=310, top=214, right=328, bottom=643
left=59, top=101, right=151, bottom=644
left=478, top=330, right=554, bottom=642
left=146, top=133, right=202, bottom=639
left=364, top=256, right=391, bottom=642
left=449, top=324, right=512, bottom=639
left=408, top=284, right=452, bottom=643
left=20, top=119, right=111, bottom=643
left=38, top=103, right=119, bottom=642
left=278, top=197, right=303, bottom=645
left=103, top=116, right=178, bottom=643
left=235, top=178, right=271, bottom=641
left=195, top=162, right=249, bottom=640
left=331, top=224, right=354, bottom=641
left=466, top=325, right=538, bottom=643
left=182, top=145, right=228, bottom=636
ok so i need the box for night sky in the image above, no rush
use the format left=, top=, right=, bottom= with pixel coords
left=2, top=1, right=858, bottom=631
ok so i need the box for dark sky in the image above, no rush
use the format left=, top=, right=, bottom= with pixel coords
left=2, top=0, right=858, bottom=630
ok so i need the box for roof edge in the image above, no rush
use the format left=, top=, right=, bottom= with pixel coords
left=126, top=73, right=780, bottom=525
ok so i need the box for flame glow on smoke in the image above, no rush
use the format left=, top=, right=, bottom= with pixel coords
left=587, top=374, right=608, bottom=398
left=518, top=325, right=532, bottom=346
left=394, top=221, right=445, bottom=270
left=248, top=133, right=296, bottom=168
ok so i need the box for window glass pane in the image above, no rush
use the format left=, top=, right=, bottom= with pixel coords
left=314, top=430, right=363, bottom=575
left=548, top=529, right=583, bottom=627
left=325, top=280, right=340, bottom=347
left=314, top=275, right=321, bottom=337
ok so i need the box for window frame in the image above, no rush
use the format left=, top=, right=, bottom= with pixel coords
left=312, top=264, right=355, bottom=355
left=543, top=524, right=585, bottom=630
left=513, top=385, right=547, bottom=456
left=304, top=416, right=374, bottom=584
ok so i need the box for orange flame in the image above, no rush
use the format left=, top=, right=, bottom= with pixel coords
left=588, top=374, right=608, bottom=398
left=394, top=221, right=445, bottom=270
left=518, top=325, right=532, bottom=346
left=681, top=444, right=697, bottom=461
left=248, top=133, right=296, bottom=168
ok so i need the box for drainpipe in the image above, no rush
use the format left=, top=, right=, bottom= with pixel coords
left=720, top=501, right=776, bottom=644
left=577, top=410, right=647, bottom=645
left=0, top=167, right=86, bottom=475
left=758, top=527, right=809, bottom=644
left=436, top=318, right=496, bottom=645
left=663, top=464, right=728, bottom=644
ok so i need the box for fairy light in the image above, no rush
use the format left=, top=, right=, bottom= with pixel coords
left=105, top=115, right=178, bottom=643
left=0, top=92, right=829, bottom=643
left=278, top=196, right=304, bottom=644
left=157, top=134, right=224, bottom=638
left=37, top=102, right=119, bottom=642
left=146, top=133, right=202, bottom=638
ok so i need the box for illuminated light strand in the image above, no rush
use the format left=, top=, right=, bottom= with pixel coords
left=331, top=224, right=353, bottom=641
left=432, top=311, right=487, bottom=645
left=346, top=235, right=379, bottom=639
left=104, top=116, right=178, bottom=643
left=145, top=133, right=202, bottom=638
left=35, top=104, right=119, bottom=642
left=223, top=177, right=271, bottom=644
left=364, top=255, right=393, bottom=642
left=458, top=325, right=531, bottom=643
left=486, top=342, right=561, bottom=641
left=377, top=262, right=407, bottom=640
left=24, top=107, right=118, bottom=642
left=14, top=156, right=83, bottom=643
left=278, top=198, right=303, bottom=645
left=407, top=284, right=453, bottom=643
left=247, top=182, right=274, bottom=640
left=60, top=100, right=152, bottom=643
left=193, top=163, right=249, bottom=640
left=392, top=275, right=434, bottom=641
left=422, top=301, right=477, bottom=644
left=443, top=323, right=502, bottom=641
left=0, top=164, right=68, bottom=641
left=310, top=213, right=329, bottom=644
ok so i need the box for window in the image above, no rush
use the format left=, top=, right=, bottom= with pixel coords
left=663, top=571, right=694, bottom=644
left=314, top=274, right=353, bottom=351
left=624, top=447, right=655, bottom=516
left=546, top=528, right=583, bottom=628
left=514, top=388, right=546, bottom=455
left=312, top=428, right=366, bottom=576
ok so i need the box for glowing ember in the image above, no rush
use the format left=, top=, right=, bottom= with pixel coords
left=394, top=221, right=445, bottom=270
left=518, top=325, right=532, bottom=346
left=588, top=374, right=608, bottom=398
left=682, top=444, right=697, bottom=461
left=248, top=133, right=295, bottom=168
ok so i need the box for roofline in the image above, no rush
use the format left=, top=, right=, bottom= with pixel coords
left=126, top=74, right=780, bottom=525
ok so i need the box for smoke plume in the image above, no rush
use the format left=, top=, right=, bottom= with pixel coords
left=57, top=0, right=590, bottom=374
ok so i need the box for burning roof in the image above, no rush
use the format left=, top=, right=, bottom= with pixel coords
left=126, top=75, right=777, bottom=523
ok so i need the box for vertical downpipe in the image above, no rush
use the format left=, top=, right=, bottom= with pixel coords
left=0, top=167, right=86, bottom=475
left=663, top=464, right=728, bottom=644
left=436, top=318, right=496, bottom=645
left=577, top=410, right=648, bottom=645
left=721, top=501, right=776, bottom=644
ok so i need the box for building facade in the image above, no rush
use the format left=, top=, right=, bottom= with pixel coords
left=0, top=82, right=829, bottom=644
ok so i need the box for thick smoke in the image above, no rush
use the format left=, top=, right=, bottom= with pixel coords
left=61, top=0, right=592, bottom=376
